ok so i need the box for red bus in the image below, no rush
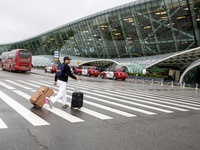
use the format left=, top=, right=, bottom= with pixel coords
left=1, top=49, right=32, bottom=72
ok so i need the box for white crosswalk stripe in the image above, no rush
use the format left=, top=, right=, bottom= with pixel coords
left=38, top=80, right=188, bottom=112
left=83, top=100, right=136, bottom=117
left=0, top=118, right=8, bottom=129
left=13, top=90, right=84, bottom=123
left=51, top=90, right=136, bottom=117
left=31, top=80, right=157, bottom=115
left=0, top=91, right=49, bottom=126
left=17, top=80, right=40, bottom=88
left=59, top=81, right=200, bottom=110
left=1, top=78, right=200, bottom=129
left=5, top=80, right=32, bottom=89
left=70, top=81, right=200, bottom=105
left=30, top=89, right=136, bottom=118
left=57, top=100, right=113, bottom=120
left=0, top=81, right=15, bottom=90
left=69, top=79, right=198, bottom=101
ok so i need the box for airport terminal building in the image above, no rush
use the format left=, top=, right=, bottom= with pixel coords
left=1, top=0, right=200, bottom=84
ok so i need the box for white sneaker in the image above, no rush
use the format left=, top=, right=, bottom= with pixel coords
left=62, top=104, right=69, bottom=108
left=47, top=99, right=53, bottom=109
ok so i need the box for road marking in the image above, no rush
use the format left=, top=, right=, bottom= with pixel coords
left=28, top=80, right=51, bottom=87
left=17, top=80, right=40, bottom=88
left=84, top=95, right=157, bottom=115
left=0, top=91, right=49, bottom=126
left=33, top=81, right=156, bottom=115
left=76, top=82, right=200, bottom=103
left=71, top=81, right=200, bottom=105
left=5, top=80, right=32, bottom=90
left=13, top=90, right=84, bottom=123
left=34, top=88, right=136, bottom=118
left=86, top=89, right=200, bottom=110
left=53, top=96, right=113, bottom=120
left=83, top=100, right=136, bottom=117
left=109, top=89, right=200, bottom=107
left=0, top=81, right=15, bottom=90
left=77, top=107, right=113, bottom=120
left=0, top=118, right=8, bottom=129
left=30, top=82, right=137, bottom=118
left=63, top=82, right=197, bottom=111
left=43, top=105, right=84, bottom=123
left=37, top=80, right=189, bottom=112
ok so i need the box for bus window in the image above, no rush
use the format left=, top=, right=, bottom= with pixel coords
left=18, top=50, right=31, bottom=58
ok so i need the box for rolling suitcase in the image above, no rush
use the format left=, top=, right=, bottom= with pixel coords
left=71, top=92, right=83, bottom=110
left=30, top=86, right=54, bottom=109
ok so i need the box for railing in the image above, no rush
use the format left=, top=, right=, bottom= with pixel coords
left=127, top=75, right=199, bottom=90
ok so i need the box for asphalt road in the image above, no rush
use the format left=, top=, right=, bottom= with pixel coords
left=0, top=69, right=200, bottom=150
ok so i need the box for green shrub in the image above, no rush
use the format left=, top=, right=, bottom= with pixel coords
left=158, top=75, right=165, bottom=78
left=138, top=73, right=142, bottom=76
left=168, top=75, right=173, bottom=79
left=145, top=73, right=150, bottom=77
left=33, top=66, right=46, bottom=68
left=127, top=72, right=136, bottom=76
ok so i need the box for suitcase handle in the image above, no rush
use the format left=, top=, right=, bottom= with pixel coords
left=50, top=85, right=56, bottom=89
left=74, top=79, right=81, bottom=92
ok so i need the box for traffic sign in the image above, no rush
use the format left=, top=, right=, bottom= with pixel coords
left=54, top=51, right=59, bottom=58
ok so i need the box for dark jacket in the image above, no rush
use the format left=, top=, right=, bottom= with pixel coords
left=55, top=63, right=77, bottom=82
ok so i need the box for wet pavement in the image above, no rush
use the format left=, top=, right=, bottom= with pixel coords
left=0, top=68, right=200, bottom=150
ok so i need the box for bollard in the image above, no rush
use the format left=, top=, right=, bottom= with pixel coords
left=183, top=82, right=185, bottom=89
left=171, top=81, right=173, bottom=87
left=151, top=79, right=153, bottom=84
left=196, top=83, right=198, bottom=90
left=161, top=80, right=163, bottom=86
left=143, top=79, right=144, bottom=84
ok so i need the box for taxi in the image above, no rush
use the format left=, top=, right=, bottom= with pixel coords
left=70, top=65, right=81, bottom=74
left=45, top=64, right=58, bottom=73
left=79, top=66, right=99, bottom=77
left=100, top=67, right=127, bottom=81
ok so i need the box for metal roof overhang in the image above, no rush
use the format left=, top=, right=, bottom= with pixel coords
left=79, top=59, right=118, bottom=67
left=146, top=47, right=200, bottom=70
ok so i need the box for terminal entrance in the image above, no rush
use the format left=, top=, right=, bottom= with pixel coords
left=79, top=59, right=118, bottom=73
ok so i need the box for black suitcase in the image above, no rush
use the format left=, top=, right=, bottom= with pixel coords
left=71, top=92, right=83, bottom=110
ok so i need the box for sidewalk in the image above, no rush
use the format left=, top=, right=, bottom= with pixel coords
left=29, top=68, right=199, bottom=90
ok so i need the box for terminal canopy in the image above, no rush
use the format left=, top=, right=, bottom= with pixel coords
left=79, top=59, right=118, bottom=67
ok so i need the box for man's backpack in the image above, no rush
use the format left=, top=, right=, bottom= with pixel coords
left=56, top=63, right=66, bottom=77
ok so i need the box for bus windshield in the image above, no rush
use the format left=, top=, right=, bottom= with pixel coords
left=18, top=50, right=31, bottom=58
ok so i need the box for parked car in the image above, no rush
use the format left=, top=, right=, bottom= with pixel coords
left=45, top=64, right=58, bottom=73
left=100, top=67, right=127, bottom=81
left=70, top=65, right=81, bottom=74
left=79, top=66, right=99, bottom=77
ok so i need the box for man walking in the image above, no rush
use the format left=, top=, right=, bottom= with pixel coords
left=47, top=56, right=79, bottom=108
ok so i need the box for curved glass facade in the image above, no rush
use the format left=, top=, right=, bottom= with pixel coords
left=184, top=65, right=200, bottom=84
left=1, top=0, right=200, bottom=59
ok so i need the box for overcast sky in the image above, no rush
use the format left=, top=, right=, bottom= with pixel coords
left=0, top=0, right=135, bottom=44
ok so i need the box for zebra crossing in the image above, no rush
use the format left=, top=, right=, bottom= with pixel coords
left=0, top=78, right=200, bottom=129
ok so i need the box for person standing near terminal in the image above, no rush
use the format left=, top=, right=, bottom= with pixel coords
left=47, top=56, right=79, bottom=108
